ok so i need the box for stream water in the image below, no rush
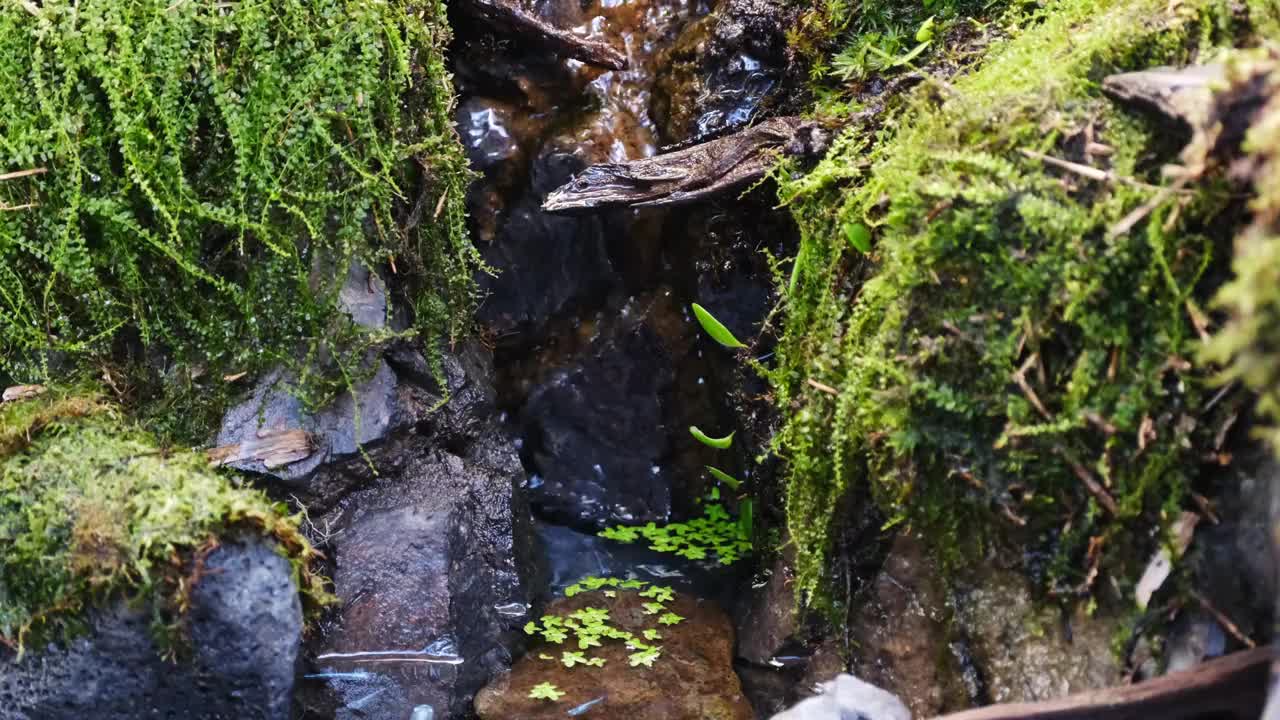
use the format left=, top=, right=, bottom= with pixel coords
left=299, top=1, right=796, bottom=716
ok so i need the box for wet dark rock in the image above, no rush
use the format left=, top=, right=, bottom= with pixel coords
left=848, top=533, right=967, bottom=717
left=1184, top=450, right=1278, bottom=651
left=454, top=0, right=628, bottom=70
left=650, top=0, right=795, bottom=145
left=0, top=537, right=302, bottom=720
left=478, top=151, right=619, bottom=334
left=298, top=344, right=535, bottom=720
left=214, top=264, right=397, bottom=492
left=520, top=313, right=674, bottom=528
left=770, top=675, right=911, bottom=720
left=951, top=563, right=1124, bottom=704
left=736, top=546, right=799, bottom=665
left=474, top=590, right=754, bottom=720
left=542, top=117, right=827, bottom=213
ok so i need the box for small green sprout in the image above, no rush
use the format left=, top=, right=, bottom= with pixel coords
left=641, top=602, right=665, bottom=615
left=658, top=612, right=685, bottom=626
left=639, top=585, right=674, bottom=603
left=706, top=465, right=742, bottom=489
left=643, top=628, right=662, bottom=641
left=689, top=426, right=734, bottom=449
left=691, top=303, right=747, bottom=348
left=629, top=647, right=662, bottom=667
left=529, top=682, right=565, bottom=701
left=562, top=651, right=589, bottom=667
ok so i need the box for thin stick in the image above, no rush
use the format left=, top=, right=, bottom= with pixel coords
left=1013, top=353, right=1052, bottom=420
left=1057, top=448, right=1119, bottom=515
left=1021, top=149, right=1166, bottom=191
left=806, top=378, right=840, bottom=396
left=1190, top=589, right=1257, bottom=649
left=0, top=167, right=46, bottom=181
left=931, top=645, right=1271, bottom=720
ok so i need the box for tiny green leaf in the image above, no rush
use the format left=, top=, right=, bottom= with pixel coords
left=915, top=15, right=936, bottom=42
left=529, top=682, right=564, bottom=701
left=691, top=303, right=746, bottom=348
left=706, top=465, right=742, bottom=489
left=844, top=222, right=872, bottom=253
left=629, top=647, right=662, bottom=667
left=690, top=426, right=734, bottom=449
left=561, top=651, right=588, bottom=667
left=641, top=602, right=665, bottom=615
left=658, top=612, right=684, bottom=626
left=523, top=621, right=538, bottom=635
left=643, top=628, right=661, bottom=640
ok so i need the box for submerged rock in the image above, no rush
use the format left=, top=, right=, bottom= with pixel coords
left=1, top=537, right=302, bottom=720
left=474, top=590, right=753, bottom=719
left=650, top=0, right=794, bottom=145
left=521, top=313, right=674, bottom=528
left=477, top=151, right=619, bottom=334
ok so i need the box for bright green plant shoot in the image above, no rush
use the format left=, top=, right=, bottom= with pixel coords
left=706, top=465, right=742, bottom=489
left=690, top=426, right=734, bottom=449
left=529, top=682, right=565, bottom=701
left=691, top=303, right=747, bottom=348
left=844, top=222, right=872, bottom=253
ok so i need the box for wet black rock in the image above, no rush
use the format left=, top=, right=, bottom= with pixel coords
left=298, top=343, right=536, bottom=720
left=0, top=537, right=302, bottom=720
left=477, top=151, right=619, bottom=334
left=650, top=0, right=794, bottom=145
left=520, top=316, right=675, bottom=528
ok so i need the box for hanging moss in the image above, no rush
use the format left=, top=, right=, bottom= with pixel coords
left=0, top=0, right=479, bottom=440
left=1202, top=53, right=1280, bottom=451
left=0, top=388, right=329, bottom=653
left=770, top=0, right=1275, bottom=605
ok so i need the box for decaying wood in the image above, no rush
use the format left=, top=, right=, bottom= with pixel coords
left=2, top=384, right=46, bottom=402
left=1102, top=64, right=1224, bottom=132
left=0, top=167, right=46, bottom=182
left=932, top=645, right=1272, bottom=720
left=543, top=117, right=823, bottom=214
left=207, top=428, right=313, bottom=469
left=457, top=0, right=627, bottom=70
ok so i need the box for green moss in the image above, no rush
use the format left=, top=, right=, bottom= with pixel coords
left=771, top=0, right=1272, bottom=603
left=0, top=388, right=328, bottom=652
left=1202, top=54, right=1280, bottom=450
left=0, top=0, right=479, bottom=441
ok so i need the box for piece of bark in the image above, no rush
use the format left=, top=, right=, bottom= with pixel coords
left=932, top=645, right=1271, bottom=720
left=543, top=117, right=825, bottom=214
left=2, top=384, right=47, bottom=402
left=456, top=0, right=627, bottom=70
left=207, top=428, right=313, bottom=470
left=1102, top=65, right=1224, bottom=132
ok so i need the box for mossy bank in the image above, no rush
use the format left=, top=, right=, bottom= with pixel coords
left=769, top=0, right=1280, bottom=605
left=0, top=0, right=480, bottom=443
left=0, top=388, right=327, bottom=653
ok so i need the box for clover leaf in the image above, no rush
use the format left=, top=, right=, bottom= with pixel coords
left=529, top=682, right=564, bottom=701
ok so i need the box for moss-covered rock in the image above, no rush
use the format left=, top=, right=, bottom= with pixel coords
left=0, top=0, right=480, bottom=441
left=769, top=0, right=1279, bottom=603
left=0, top=388, right=325, bottom=651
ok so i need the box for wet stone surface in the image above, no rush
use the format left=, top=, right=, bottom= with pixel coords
left=295, top=342, right=537, bottom=720
left=0, top=537, right=302, bottom=720
left=474, top=590, right=754, bottom=720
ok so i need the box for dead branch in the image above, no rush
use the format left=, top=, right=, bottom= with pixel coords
left=0, top=167, right=46, bottom=181
left=931, top=645, right=1271, bottom=720
left=207, top=429, right=313, bottom=469
left=1012, top=353, right=1052, bottom=420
